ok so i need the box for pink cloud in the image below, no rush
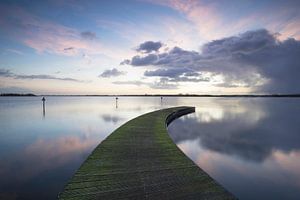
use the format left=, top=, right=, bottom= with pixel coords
left=230, top=7, right=300, bottom=40
left=147, top=0, right=300, bottom=41
left=274, top=20, right=300, bottom=40
left=5, top=49, right=24, bottom=55
left=149, top=0, right=223, bottom=40
left=0, top=5, right=100, bottom=56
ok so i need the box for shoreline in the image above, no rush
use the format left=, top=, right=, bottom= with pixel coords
left=1, top=94, right=300, bottom=97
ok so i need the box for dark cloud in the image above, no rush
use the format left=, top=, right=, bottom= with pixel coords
left=63, top=47, right=75, bottom=51
left=99, top=68, right=126, bottom=78
left=120, top=59, right=130, bottom=65
left=80, top=31, right=97, bottom=40
left=0, top=69, right=83, bottom=82
left=0, top=69, right=14, bottom=77
left=144, top=68, right=210, bottom=83
left=184, top=71, right=200, bottom=77
left=136, top=41, right=163, bottom=53
left=15, top=74, right=82, bottom=82
left=248, top=38, right=300, bottom=93
left=125, top=29, right=300, bottom=93
left=201, top=29, right=276, bottom=56
left=168, top=76, right=210, bottom=82
left=144, top=68, right=190, bottom=77
left=130, top=54, right=158, bottom=66
left=130, top=47, right=199, bottom=68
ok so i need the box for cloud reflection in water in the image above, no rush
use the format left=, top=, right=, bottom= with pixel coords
left=168, top=98, right=300, bottom=199
left=0, top=134, right=99, bottom=199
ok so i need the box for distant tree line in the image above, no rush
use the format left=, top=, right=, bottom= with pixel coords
left=0, top=93, right=36, bottom=96
left=1, top=93, right=299, bottom=97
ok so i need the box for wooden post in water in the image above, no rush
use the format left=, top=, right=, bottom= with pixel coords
left=115, top=96, right=118, bottom=109
left=42, top=97, right=46, bottom=118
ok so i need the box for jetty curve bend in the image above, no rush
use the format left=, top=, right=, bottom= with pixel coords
left=59, top=106, right=235, bottom=200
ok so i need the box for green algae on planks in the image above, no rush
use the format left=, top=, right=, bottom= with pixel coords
left=59, top=107, right=236, bottom=200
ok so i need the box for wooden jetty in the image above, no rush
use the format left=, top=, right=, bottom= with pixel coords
left=59, top=107, right=235, bottom=199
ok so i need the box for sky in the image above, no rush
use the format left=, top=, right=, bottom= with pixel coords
left=0, top=0, right=300, bottom=95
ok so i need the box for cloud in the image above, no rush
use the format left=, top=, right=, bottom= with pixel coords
left=201, top=29, right=276, bottom=56
left=80, top=31, right=97, bottom=40
left=5, top=49, right=24, bottom=55
left=144, top=68, right=190, bottom=77
left=147, top=0, right=300, bottom=41
left=184, top=71, right=200, bottom=77
left=130, top=54, right=158, bottom=66
left=0, top=69, right=84, bottom=82
left=113, top=80, right=145, bottom=86
left=144, top=68, right=210, bottom=83
left=152, top=78, right=178, bottom=89
left=15, top=75, right=83, bottom=82
left=0, top=69, right=14, bottom=77
left=120, top=59, right=130, bottom=65
left=113, top=78, right=177, bottom=89
left=136, top=41, right=163, bottom=53
left=0, top=5, right=101, bottom=56
left=99, top=68, right=126, bottom=78
left=146, top=0, right=224, bottom=40
left=129, top=46, right=200, bottom=67
left=64, top=47, right=75, bottom=51
left=168, top=76, right=210, bottom=83
left=125, top=29, right=300, bottom=93
left=202, top=29, right=276, bottom=56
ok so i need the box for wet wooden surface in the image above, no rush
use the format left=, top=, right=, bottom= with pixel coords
left=59, top=107, right=235, bottom=200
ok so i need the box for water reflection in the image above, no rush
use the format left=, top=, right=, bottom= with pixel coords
left=0, top=97, right=299, bottom=199
left=0, top=134, right=99, bottom=200
left=101, top=114, right=124, bottom=124
left=0, top=135, right=97, bottom=182
left=168, top=98, right=300, bottom=199
left=115, top=97, right=118, bottom=109
left=0, top=96, right=166, bottom=199
left=169, top=99, right=300, bottom=162
left=42, top=97, right=46, bottom=119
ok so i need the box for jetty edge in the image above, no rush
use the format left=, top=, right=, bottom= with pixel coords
left=59, top=106, right=236, bottom=199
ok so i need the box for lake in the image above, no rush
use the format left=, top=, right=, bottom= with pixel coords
left=0, top=96, right=299, bottom=199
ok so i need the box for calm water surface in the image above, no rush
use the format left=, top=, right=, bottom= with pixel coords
left=0, top=97, right=299, bottom=199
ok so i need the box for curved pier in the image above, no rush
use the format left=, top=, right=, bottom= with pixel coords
left=59, top=107, right=235, bottom=199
